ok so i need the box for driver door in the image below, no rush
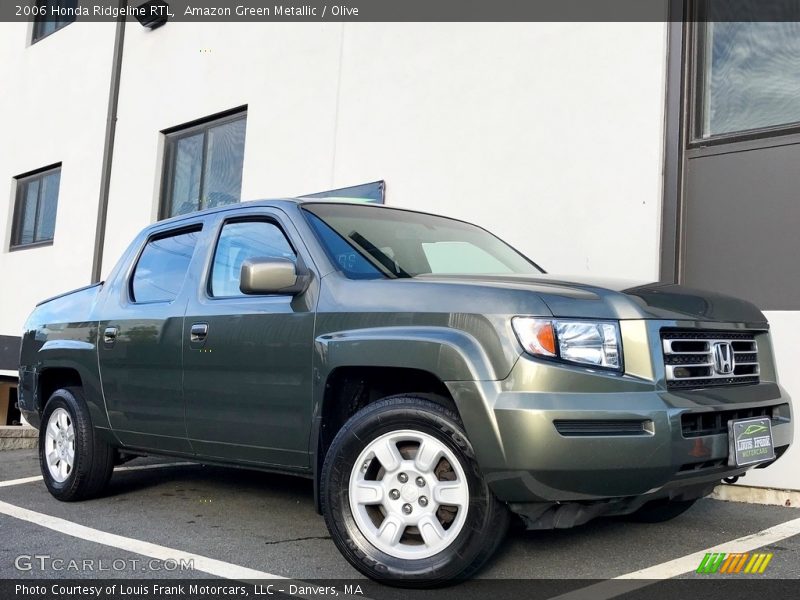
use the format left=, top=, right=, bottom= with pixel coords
left=182, top=209, right=316, bottom=467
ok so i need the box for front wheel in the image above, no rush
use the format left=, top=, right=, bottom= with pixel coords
left=39, top=387, right=115, bottom=501
left=321, top=396, right=509, bottom=587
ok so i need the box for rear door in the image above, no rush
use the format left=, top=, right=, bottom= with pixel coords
left=98, top=222, right=205, bottom=452
left=182, top=208, right=317, bottom=467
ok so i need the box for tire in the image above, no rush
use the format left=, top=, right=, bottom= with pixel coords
left=627, top=498, right=697, bottom=523
left=39, top=387, right=115, bottom=502
left=321, top=395, right=509, bottom=587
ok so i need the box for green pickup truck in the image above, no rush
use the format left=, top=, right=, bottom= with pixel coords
left=18, top=200, right=793, bottom=585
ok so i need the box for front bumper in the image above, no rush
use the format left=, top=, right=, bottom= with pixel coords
left=447, top=355, right=793, bottom=506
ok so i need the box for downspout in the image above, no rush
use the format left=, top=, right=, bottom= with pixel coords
left=91, top=0, right=127, bottom=283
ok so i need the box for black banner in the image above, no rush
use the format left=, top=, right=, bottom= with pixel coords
left=5, top=0, right=800, bottom=23
left=4, top=579, right=800, bottom=600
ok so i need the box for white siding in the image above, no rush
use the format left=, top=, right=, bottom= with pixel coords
left=0, top=22, right=116, bottom=334
left=103, top=22, right=669, bottom=281
left=740, top=312, right=800, bottom=490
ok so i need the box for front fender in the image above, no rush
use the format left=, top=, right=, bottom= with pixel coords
left=315, top=325, right=502, bottom=382
left=311, top=326, right=515, bottom=509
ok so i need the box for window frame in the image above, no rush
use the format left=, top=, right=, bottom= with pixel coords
left=159, top=108, right=248, bottom=221
left=128, top=224, right=203, bottom=305
left=31, top=0, right=78, bottom=45
left=688, top=5, right=800, bottom=148
left=10, top=164, right=61, bottom=251
left=205, top=216, right=300, bottom=300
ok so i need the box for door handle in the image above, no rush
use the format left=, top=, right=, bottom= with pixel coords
left=103, top=326, right=118, bottom=348
left=190, top=323, right=208, bottom=343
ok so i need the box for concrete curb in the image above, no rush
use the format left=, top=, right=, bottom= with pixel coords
left=0, top=426, right=38, bottom=450
left=711, top=484, right=800, bottom=508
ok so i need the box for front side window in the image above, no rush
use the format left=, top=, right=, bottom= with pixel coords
left=32, top=0, right=79, bottom=43
left=131, top=229, right=200, bottom=303
left=210, top=220, right=296, bottom=297
left=11, top=166, right=61, bottom=249
left=161, top=111, right=247, bottom=219
left=302, top=203, right=542, bottom=279
left=695, top=12, right=800, bottom=138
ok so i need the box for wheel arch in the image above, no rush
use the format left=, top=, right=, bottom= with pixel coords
left=310, top=326, right=510, bottom=513
left=32, top=355, right=112, bottom=433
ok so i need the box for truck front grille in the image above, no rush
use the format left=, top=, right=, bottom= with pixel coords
left=662, top=330, right=760, bottom=389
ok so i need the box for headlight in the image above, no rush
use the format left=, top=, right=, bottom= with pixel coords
left=512, top=317, right=621, bottom=370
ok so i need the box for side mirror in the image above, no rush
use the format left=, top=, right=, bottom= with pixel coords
left=240, top=257, right=301, bottom=295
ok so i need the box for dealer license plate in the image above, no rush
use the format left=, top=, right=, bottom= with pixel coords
left=728, top=417, right=775, bottom=467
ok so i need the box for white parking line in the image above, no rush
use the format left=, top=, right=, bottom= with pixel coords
left=0, top=499, right=284, bottom=579
left=0, top=475, right=44, bottom=488
left=0, top=499, right=372, bottom=600
left=549, top=515, right=800, bottom=600
left=0, top=462, right=197, bottom=488
left=0, top=463, right=371, bottom=599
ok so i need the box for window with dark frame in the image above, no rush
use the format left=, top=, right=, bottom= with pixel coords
left=11, top=165, right=61, bottom=249
left=161, top=110, right=247, bottom=220
left=31, top=0, right=79, bottom=43
left=692, top=2, right=800, bottom=141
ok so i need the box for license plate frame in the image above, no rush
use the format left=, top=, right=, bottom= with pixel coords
left=728, top=416, right=775, bottom=467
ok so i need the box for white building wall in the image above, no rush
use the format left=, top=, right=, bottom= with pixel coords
left=0, top=22, right=116, bottom=335
left=102, top=22, right=343, bottom=269
left=741, top=311, right=800, bottom=490
left=102, top=22, right=668, bottom=281
left=330, top=23, right=667, bottom=281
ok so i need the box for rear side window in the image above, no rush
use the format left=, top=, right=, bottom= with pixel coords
left=210, top=220, right=296, bottom=297
left=131, top=229, right=200, bottom=303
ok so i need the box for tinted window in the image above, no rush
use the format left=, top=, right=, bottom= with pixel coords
left=162, top=112, right=246, bottom=218
left=12, top=166, right=61, bottom=248
left=32, top=0, right=77, bottom=43
left=697, top=19, right=800, bottom=137
left=210, top=221, right=296, bottom=297
left=131, top=230, right=200, bottom=303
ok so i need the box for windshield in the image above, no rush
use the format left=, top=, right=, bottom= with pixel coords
left=302, top=203, right=543, bottom=279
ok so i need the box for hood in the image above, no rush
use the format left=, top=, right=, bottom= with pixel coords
left=413, top=273, right=767, bottom=325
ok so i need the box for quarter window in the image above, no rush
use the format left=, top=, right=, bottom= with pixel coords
left=11, top=166, right=61, bottom=249
left=32, top=0, right=78, bottom=43
left=131, top=229, right=200, bottom=303
left=210, top=220, right=296, bottom=297
left=161, top=110, right=247, bottom=219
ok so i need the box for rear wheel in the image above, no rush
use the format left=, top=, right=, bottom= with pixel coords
left=321, top=395, right=509, bottom=586
left=627, top=498, right=697, bottom=523
left=39, top=387, right=115, bottom=501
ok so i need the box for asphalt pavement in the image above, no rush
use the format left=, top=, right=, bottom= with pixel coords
left=1, top=448, right=798, bottom=593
